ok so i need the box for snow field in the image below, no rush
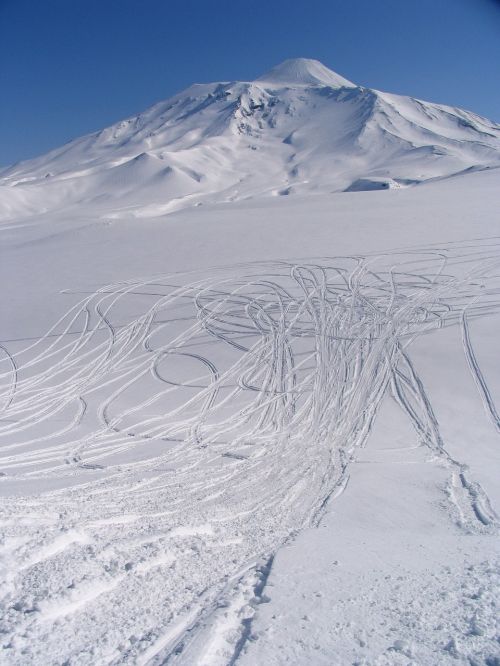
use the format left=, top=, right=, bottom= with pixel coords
left=1, top=240, right=499, bottom=663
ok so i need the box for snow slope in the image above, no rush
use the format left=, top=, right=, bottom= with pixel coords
left=0, top=60, right=500, bottom=665
left=1, top=58, right=500, bottom=221
left=0, top=164, right=499, bottom=664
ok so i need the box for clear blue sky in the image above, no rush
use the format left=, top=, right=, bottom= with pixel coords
left=1, top=0, right=499, bottom=167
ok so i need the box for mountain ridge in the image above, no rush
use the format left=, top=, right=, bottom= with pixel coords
left=1, top=58, right=499, bottom=220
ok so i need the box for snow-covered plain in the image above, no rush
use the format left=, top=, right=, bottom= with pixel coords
left=0, top=60, right=499, bottom=665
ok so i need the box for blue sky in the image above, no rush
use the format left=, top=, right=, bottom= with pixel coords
left=1, top=0, right=499, bottom=166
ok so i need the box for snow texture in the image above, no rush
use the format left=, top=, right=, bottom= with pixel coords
left=0, top=60, right=499, bottom=665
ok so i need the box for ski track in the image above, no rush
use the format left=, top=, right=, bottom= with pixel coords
left=0, top=240, right=499, bottom=664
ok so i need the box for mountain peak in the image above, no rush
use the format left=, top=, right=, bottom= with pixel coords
left=256, top=58, right=355, bottom=88
left=2, top=58, right=499, bottom=222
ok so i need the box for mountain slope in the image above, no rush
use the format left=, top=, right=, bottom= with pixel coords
left=1, top=58, right=500, bottom=220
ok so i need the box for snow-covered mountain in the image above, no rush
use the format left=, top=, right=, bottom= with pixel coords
left=2, top=57, right=500, bottom=665
left=1, top=57, right=500, bottom=220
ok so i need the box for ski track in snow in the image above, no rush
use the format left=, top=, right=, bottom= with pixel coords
left=0, top=239, right=499, bottom=664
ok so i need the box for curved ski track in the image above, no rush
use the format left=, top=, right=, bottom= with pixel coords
left=0, top=240, right=499, bottom=664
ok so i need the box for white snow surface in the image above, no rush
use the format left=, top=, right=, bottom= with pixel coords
left=0, top=60, right=500, bottom=665
left=256, top=57, right=356, bottom=88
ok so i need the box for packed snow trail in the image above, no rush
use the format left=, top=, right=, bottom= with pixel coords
left=0, top=240, right=499, bottom=664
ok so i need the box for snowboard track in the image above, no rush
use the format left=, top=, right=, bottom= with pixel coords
left=1, top=238, right=499, bottom=664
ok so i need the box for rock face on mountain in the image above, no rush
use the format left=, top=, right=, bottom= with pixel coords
left=1, top=58, right=500, bottom=220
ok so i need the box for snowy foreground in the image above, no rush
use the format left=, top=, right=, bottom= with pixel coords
left=0, top=165, right=499, bottom=665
